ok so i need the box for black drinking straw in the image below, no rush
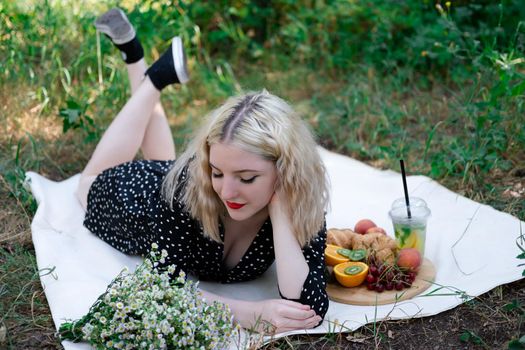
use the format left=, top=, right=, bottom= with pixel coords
left=400, top=159, right=412, bottom=218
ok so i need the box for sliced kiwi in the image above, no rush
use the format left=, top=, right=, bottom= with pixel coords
left=344, top=265, right=364, bottom=275
left=348, top=249, right=367, bottom=261
left=336, top=248, right=352, bottom=258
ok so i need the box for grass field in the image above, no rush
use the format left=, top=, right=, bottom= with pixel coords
left=1, top=0, right=524, bottom=349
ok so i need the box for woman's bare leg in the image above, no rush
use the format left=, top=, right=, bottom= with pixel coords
left=76, top=76, right=163, bottom=209
left=126, top=59, right=176, bottom=161
left=87, top=8, right=175, bottom=171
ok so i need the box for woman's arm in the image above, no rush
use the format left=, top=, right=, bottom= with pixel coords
left=268, top=189, right=330, bottom=320
left=268, top=190, right=310, bottom=299
left=199, top=289, right=321, bottom=334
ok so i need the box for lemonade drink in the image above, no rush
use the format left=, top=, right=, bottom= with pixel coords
left=393, top=221, right=427, bottom=253
left=389, top=197, right=431, bottom=256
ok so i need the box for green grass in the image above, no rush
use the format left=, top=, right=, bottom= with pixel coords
left=0, top=244, right=58, bottom=348
left=1, top=0, right=524, bottom=349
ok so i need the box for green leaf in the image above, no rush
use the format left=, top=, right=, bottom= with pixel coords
left=508, top=337, right=525, bottom=350
left=502, top=300, right=521, bottom=312
left=511, top=80, right=525, bottom=97
left=459, top=331, right=471, bottom=342
left=66, top=99, right=81, bottom=109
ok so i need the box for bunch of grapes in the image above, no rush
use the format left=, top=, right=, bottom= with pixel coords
left=365, top=257, right=417, bottom=293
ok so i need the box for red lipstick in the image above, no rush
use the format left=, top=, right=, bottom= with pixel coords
left=226, top=201, right=245, bottom=209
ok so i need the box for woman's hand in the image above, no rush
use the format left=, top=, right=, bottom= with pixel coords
left=238, top=299, right=322, bottom=334
left=268, top=188, right=290, bottom=224
left=200, top=290, right=322, bottom=335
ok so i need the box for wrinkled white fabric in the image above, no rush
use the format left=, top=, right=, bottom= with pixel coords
left=27, top=148, right=524, bottom=349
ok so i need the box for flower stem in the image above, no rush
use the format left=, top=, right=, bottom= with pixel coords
left=58, top=315, right=90, bottom=342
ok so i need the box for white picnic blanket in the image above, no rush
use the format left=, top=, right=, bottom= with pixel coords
left=26, top=148, right=524, bottom=349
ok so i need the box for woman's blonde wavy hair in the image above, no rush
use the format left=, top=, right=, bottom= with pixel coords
left=161, top=90, right=329, bottom=247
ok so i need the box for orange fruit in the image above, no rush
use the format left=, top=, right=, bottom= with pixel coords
left=325, top=244, right=350, bottom=266
left=333, top=262, right=369, bottom=288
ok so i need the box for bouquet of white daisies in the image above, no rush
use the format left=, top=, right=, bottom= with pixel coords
left=58, top=245, right=238, bottom=349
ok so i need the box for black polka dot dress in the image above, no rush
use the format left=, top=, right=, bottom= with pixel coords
left=84, top=160, right=329, bottom=319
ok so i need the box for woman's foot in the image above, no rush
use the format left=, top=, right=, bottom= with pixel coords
left=95, top=8, right=135, bottom=44
left=95, top=8, right=143, bottom=64
left=146, top=36, right=190, bottom=90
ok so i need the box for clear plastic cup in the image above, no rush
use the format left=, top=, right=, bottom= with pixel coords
left=388, top=197, right=431, bottom=256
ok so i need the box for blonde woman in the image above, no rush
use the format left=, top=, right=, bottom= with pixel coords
left=78, top=8, right=329, bottom=333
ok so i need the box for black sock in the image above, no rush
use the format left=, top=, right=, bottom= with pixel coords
left=113, top=36, right=144, bottom=64
left=145, top=45, right=180, bottom=90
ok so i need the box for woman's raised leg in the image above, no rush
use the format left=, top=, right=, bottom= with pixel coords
left=77, top=8, right=189, bottom=209
left=126, top=59, right=176, bottom=161
left=82, top=76, right=161, bottom=178
left=76, top=76, right=162, bottom=209
left=95, top=7, right=177, bottom=162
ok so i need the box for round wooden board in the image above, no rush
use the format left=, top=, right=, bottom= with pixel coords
left=326, top=258, right=436, bottom=306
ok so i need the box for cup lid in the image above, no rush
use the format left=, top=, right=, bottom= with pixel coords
left=391, top=197, right=428, bottom=209
left=389, top=204, right=431, bottom=220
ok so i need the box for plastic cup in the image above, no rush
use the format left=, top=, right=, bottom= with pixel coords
left=388, top=197, right=431, bottom=256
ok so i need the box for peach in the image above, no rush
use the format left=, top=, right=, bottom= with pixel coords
left=354, top=219, right=377, bottom=235
left=396, top=248, right=422, bottom=271
left=366, top=226, right=387, bottom=235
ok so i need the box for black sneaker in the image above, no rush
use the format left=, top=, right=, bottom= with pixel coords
left=94, top=8, right=135, bottom=45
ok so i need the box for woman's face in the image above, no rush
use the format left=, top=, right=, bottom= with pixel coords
left=209, top=142, right=277, bottom=222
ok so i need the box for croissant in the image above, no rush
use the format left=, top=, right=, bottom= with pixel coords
left=362, top=232, right=382, bottom=247
left=327, top=228, right=354, bottom=248
left=375, top=248, right=396, bottom=265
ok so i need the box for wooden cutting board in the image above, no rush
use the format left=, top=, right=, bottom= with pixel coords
left=326, top=258, right=436, bottom=305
